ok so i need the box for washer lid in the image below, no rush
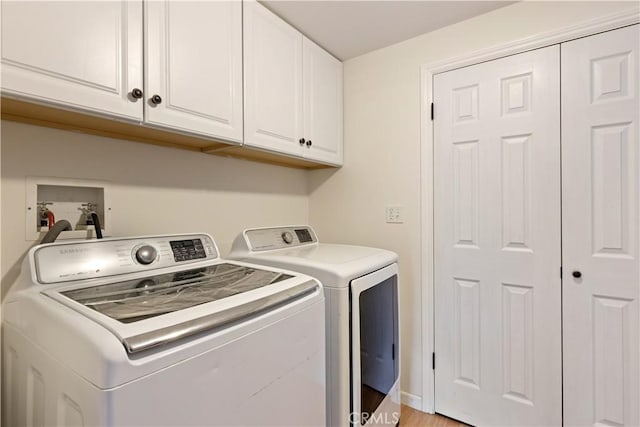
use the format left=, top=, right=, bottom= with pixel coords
left=44, top=261, right=319, bottom=354
left=60, top=263, right=292, bottom=323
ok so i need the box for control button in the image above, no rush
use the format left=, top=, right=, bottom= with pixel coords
left=135, top=245, right=157, bottom=265
left=281, top=231, right=294, bottom=244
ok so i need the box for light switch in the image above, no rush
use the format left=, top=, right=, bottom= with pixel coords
left=386, top=206, right=404, bottom=223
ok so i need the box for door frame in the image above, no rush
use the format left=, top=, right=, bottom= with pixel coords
left=419, top=8, right=639, bottom=414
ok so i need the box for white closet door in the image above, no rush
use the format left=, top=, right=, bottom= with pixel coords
left=562, top=24, right=639, bottom=427
left=434, top=45, right=561, bottom=426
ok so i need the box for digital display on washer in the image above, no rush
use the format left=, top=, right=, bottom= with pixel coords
left=170, top=239, right=206, bottom=262
left=295, top=229, right=313, bottom=243
left=61, top=263, right=293, bottom=323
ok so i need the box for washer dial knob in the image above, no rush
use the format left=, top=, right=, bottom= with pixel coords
left=281, top=231, right=294, bottom=244
left=135, top=245, right=157, bottom=265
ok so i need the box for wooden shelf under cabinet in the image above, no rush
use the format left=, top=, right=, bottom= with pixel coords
left=0, top=97, right=334, bottom=170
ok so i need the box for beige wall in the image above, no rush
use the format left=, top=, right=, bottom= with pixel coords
left=1, top=121, right=309, bottom=297
left=309, top=1, right=639, bottom=408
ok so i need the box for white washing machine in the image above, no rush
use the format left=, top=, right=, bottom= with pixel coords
left=230, top=226, right=400, bottom=427
left=3, top=233, right=326, bottom=426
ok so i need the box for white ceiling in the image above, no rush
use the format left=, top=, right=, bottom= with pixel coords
left=261, top=1, right=516, bottom=60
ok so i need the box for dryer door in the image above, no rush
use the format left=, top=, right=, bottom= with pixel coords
left=350, top=263, right=400, bottom=426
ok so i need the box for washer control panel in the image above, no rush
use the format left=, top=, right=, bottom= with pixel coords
left=169, top=239, right=207, bottom=262
left=34, top=234, right=218, bottom=284
left=245, top=226, right=318, bottom=251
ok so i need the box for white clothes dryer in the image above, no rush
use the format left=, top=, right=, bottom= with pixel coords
left=3, top=233, right=326, bottom=426
left=230, top=226, right=400, bottom=427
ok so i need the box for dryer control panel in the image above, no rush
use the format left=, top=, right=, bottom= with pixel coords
left=33, top=234, right=218, bottom=284
left=244, top=226, right=318, bottom=251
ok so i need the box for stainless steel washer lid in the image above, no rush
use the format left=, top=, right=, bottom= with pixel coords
left=48, top=262, right=319, bottom=354
left=62, top=263, right=293, bottom=324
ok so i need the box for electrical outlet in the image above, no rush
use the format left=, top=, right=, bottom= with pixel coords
left=386, top=206, right=404, bottom=223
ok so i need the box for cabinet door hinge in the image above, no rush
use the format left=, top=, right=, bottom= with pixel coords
left=432, top=352, right=436, bottom=370
left=560, top=266, right=563, bottom=278
left=430, top=102, right=434, bottom=121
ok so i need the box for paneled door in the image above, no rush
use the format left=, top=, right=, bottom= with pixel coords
left=302, top=37, right=343, bottom=165
left=243, top=0, right=303, bottom=157
left=144, top=1, right=243, bottom=142
left=562, top=24, right=639, bottom=427
left=1, top=1, right=143, bottom=120
left=434, top=46, right=561, bottom=425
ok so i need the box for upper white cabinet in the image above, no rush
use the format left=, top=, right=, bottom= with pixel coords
left=1, top=1, right=243, bottom=144
left=244, top=0, right=343, bottom=166
left=1, top=1, right=143, bottom=120
left=1, top=0, right=341, bottom=168
left=303, top=38, right=344, bottom=166
left=144, top=1, right=243, bottom=142
left=243, top=0, right=304, bottom=157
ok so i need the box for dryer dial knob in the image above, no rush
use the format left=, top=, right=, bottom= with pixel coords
left=135, top=245, right=157, bottom=265
left=281, top=232, right=294, bottom=244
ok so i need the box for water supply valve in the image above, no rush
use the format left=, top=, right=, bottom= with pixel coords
left=80, top=202, right=98, bottom=225
left=37, top=201, right=55, bottom=229
left=80, top=203, right=103, bottom=239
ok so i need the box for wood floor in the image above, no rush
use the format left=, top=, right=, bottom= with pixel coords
left=400, top=405, right=468, bottom=426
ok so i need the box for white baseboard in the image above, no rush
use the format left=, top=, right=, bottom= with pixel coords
left=400, top=391, right=422, bottom=411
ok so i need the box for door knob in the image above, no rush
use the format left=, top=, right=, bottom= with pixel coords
left=299, top=138, right=306, bottom=146
left=306, top=140, right=313, bottom=147
left=150, top=94, right=162, bottom=105
left=572, top=271, right=582, bottom=279
left=130, top=88, right=143, bottom=99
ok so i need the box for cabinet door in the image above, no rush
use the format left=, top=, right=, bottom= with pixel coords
left=0, top=1, right=142, bottom=120
left=303, top=38, right=343, bottom=166
left=145, top=1, right=242, bottom=143
left=243, top=0, right=303, bottom=156
left=562, top=24, right=639, bottom=427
